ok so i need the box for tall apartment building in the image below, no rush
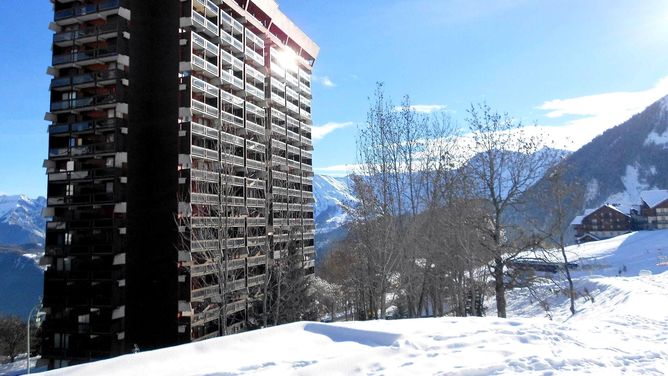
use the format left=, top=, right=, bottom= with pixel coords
left=42, top=0, right=317, bottom=368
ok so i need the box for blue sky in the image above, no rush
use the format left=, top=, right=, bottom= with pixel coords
left=2, top=0, right=668, bottom=197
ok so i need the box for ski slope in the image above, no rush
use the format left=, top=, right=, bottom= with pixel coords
left=37, top=231, right=668, bottom=376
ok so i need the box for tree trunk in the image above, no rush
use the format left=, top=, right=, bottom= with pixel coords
left=494, top=257, right=507, bottom=318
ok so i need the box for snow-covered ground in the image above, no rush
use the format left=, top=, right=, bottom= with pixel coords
left=37, top=231, right=668, bottom=376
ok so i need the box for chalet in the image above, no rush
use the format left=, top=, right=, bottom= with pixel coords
left=640, top=190, right=668, bottom=230
left=571, top=204, right=631, bottom=243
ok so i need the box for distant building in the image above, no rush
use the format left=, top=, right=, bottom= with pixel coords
left=571, top=204, right=631, bottom=243
left=572, top=189, right=668, bottom=242
left=640, top=190, right=668, bottom=230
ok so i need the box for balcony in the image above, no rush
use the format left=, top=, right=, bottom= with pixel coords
left=53, top=20, right=127, bottom=47
left=246, top=139, right=265, bottom=154
left=304, top=260, right=315, bottom=269
left=221, top=152, right=245, bottom=168
left=191, top=76, right=218, bottom=98
left=52, top=46, right=124, bottom=67
left=220, top=12, right=243, bottom=35
left=51, top=69, right=123, bottom=91
left=54, top=0, right=126, bottom=25
left=191, top=285, right=220, bottom=301
left=246, top=159, right=265, bottom=172
left=302, top=137, right=313, bottom=150
left=245, top=28, right=265, bottom=49
left=192, top=307, right=219, bottom=326
left=224, top=299, right=246, bottom=315
left=287, top=130, right=300, bottom=144
left=48, top=118, right=123, bottom=135
left=299, top=82, right=311, bottom=96
left=285, top=73, right=299, bottom=89
left=247, top=274, right=265, bottom=288
left=245, top=120, right=265, bottom=138
left=247, top=255, right=265, bottom=267
left=220, top=131, right=244, bottom=147
left=191, top=121, right=219, bottom=141
left=191, top=98, right=218, bottom=119
left=286, top=101, right=300, bottom=115
left=225, top=278, right=246, bottom=293
left=245, top=65, right=265, bottom=84
left=192, top=31, right=218, bottom=57
left=50, top=93, right=119, bottom=113
left=220, top=69, right=243, bottom=90
left=184, top=0, right=218, bottom=38
left=191, top=192, right=219, bottom=205
left=304, top=245, right=315, bottom=255
left=220, top=49, right=244, bottom=71
left=246, top=82, right=264, bottom=101
left=191, top=54, right=218, bottom=78
left=220, top=29, right=243, bottom=54
left=245, top=48, right=264, bottom=67
left=247, top=236, right=266, bottom=247
left=271, top=92, right=285, bottom=107
left=300, top=110, right=312, bottom=122
left=191, top=169, right=218, bottom=183
left=191, top=145, right=218, bottom=161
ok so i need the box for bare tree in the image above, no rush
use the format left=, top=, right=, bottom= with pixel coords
left=465, top=103, right=557, bottom=318
left=0, top=314, right=27, bottom=363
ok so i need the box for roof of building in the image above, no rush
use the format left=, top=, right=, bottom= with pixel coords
left=571, top=215, right=584, bottom=225
left=640, top=190, right=668, bottom=209
left=571, top=204, right=629, bottom=226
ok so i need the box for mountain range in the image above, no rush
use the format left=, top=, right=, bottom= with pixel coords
left=1, top=94, right=666, bottom=317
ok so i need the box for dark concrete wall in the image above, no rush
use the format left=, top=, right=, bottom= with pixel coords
left=126, top=0, right=181, bottom=351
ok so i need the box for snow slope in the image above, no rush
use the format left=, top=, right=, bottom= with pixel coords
left=38, top=232, right=668, bottom=376
left=313, top=174, right=356, bottom=234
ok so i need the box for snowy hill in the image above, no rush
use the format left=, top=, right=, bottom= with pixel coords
left=0, top=194, right=47, bottom=246
left=37, top=231, right=668, bottom=375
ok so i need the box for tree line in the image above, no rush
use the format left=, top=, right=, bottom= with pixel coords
left=317, top=83, right=581, bottom=320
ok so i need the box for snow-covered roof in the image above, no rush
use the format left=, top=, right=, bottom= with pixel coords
left=570, top=215, right=584, bottom=226
left=640, top=190, right=668, bottom=209
left=573, top=204, right=629, bottom=226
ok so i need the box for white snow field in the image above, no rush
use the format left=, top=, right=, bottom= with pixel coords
left=39, top=231, right=668, bottom=376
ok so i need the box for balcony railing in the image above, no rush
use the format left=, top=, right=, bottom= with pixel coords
left=192, top=31, right=218, bottom=56
left=245, top=28, right=264, bottom=48
left=245, top=120, right=265, bottom=137
left=48, top=118, right=122, bottom=134
left=220, top=49, right=244, bottom=71
left=246, top=82, right=264, bottom=101
left=51, top=69, right=123, bottom=90
left=54, top=0, right=121, bottom=22
left=191, top=98, right=219, bottom=118
left=191, top=121, right=219, bottom=140
left=190, top=8, right=219, bottom=38
left=53, top=19, right=126, bottom=45
left=192, top=54, right=218, bottom=77
left=220, top=69, right=243, bottom=90
left=220, top=12, right=243, bottom=34
left=191, top=76, right=218, bottom=97
left=50, top=93, right=119, bottom=112
left=192, top=145, right=219, bottom=161
left=247, top=274, right=265, bottom=288
left=220, top=29, right=243, bottom=53
left=52, top=47, right=121, bottom=66
left=245, top=48, right=264, bottom=67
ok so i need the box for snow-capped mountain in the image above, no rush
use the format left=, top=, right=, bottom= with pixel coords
left=0, top=194, right=46, bottom=246
left=528, top=94, right=668, bottom=223
left=313, top=174, right=356, bottom=234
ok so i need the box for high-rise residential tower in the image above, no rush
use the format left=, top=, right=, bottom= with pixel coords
left=42, top=0, right=317, bottom=368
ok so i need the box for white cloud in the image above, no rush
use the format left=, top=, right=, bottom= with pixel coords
left=311, top=121, right=353, bottom=141
left=535, top=76, right=668, bottom=150
left=313, top=75, right=336, bottom=88
left=314, top=164, right=361, bottom=176
left=394, top=104, right=448, bottom=114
